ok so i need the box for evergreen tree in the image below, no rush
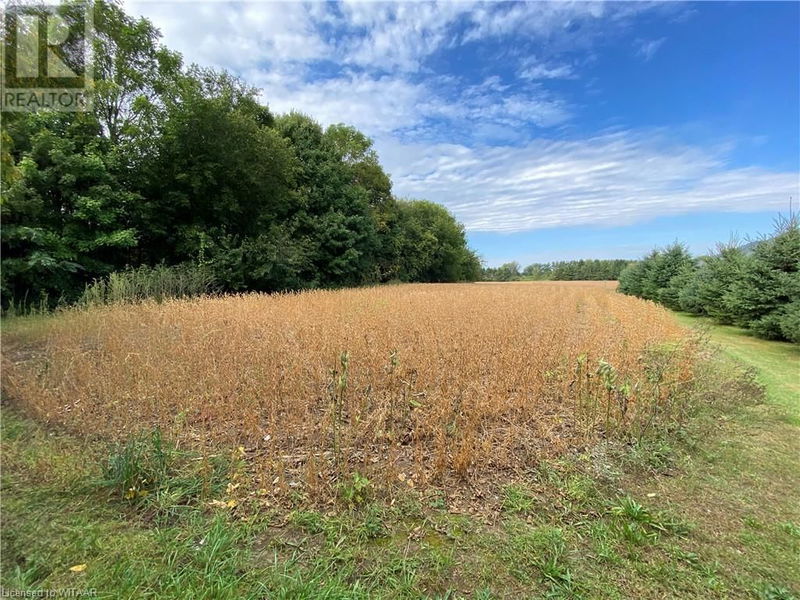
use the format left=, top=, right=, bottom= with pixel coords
left=693, top=246, right=749, bottom=323
left=618, top=254, right=652, bottom=297
left=726, top=218, right=800, bottom=339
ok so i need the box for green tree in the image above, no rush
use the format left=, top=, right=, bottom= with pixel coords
left=522, top=263, right=552, bottom=280
left=493, top=262, right=521, bottom=282
left=275, top=112, right=381, bottom=288
left=0, top=0, right=482, bottom=308
left=618, top=254, right=653, bottom=297
left=691, top=246, right=749, bottom=323
left=92, top=0, right=182, bottom=145
left=726, top=218, right=800, bottom=339
left=133, top=69, right=303, bottom=290
left=637, top=243, right=693, bottom=305
left=1, top=113, right=138, bottom=304
left=388, top=200, right=479, bottom=282
left=621, top=218, right=799, bottom=342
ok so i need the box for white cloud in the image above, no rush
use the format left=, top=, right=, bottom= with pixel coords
left=462, top=1, right=665, bottom=48
left=118, top=2, right=798, bottom=235
left=636, top=37, right=667, bottom=61
left=124, top=1, right=669, bottom=75
left=519, top=61, right=575, bottom=81
left=248, top=70, right=427, bottom=134
left=378, top=132, right=800, bottom=232
left=337, top=1, right=471, bottom=72
left=123, top=1, right=330, bottom=71
left=242, top=70, right=569, bottom=140
left=122, top=1, right=573, bottom=137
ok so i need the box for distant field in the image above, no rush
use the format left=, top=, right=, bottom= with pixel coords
left=3, top=282, right=693, bottom=502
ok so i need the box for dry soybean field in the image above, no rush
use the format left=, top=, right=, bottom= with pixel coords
left=3, top=281, right=697, bottom=503
left=2, top=282, right=798, bottom=599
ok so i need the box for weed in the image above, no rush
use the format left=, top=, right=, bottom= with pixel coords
left=100, top=429, right=174, bottom=501
left=780, top=522, right=800, bottom=538
left=79, top=263, right=215, bottom=307
left=564, top=474, right=597, bottom=505
left=357, top=504, right=388, bottom=541
left=428, top=490, right=447, bottom=510
left=338, top=471, right=372, bottom=507
left=757, top=583, right=798, bottom=600
left=502, top=484, right=536, bottom=514
left=98, top=430, right=232, bottom=523
left=289, top=510, right=330, bottom=536
left=609, top=496, right=690, bottom=545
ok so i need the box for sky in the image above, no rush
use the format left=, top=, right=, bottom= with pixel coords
left=123, top=0, right=800, bottom=267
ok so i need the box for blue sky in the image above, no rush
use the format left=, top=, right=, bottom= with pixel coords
left=125, top=0, right=799, bottom=266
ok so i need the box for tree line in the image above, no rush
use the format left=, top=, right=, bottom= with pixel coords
left=482, top=259, right=632, bottom=282
left=618, top=216, right=800, bottom=343
left=0, top=1, right=480, bottom=310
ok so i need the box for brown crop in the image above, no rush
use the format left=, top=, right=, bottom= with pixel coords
left=2, top=282, right=696, bottom=499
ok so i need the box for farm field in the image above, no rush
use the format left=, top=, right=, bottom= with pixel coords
left=1, top=281, right=693, bottom=497
left=1, top=282, right=798, bottom=599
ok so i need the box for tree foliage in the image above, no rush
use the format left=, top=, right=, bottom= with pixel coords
left=618, top=217, right=800, bottom=343
left=0, top=0, right=479, bottom=309
left=485, top=259, right=631, bottom=282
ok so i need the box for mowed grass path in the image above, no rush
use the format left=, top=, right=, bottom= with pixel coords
left=674, top=313, right=799, bottom=416
left=1, top=302, right=798, bottom=599
left=631, top=312, right=799, bottom=598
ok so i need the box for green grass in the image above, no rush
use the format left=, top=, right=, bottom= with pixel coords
left=673, top=312, right=800, bottom=419
left=2, top=316, right=798, bottom=599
